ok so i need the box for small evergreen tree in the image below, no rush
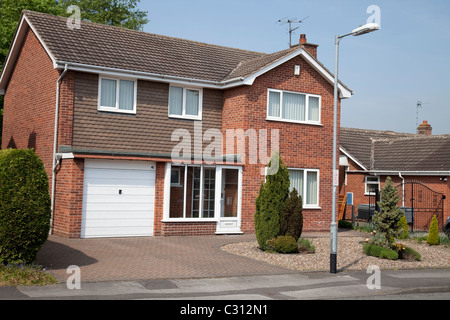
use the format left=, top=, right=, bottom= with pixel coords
left=398, top=215, right=409, bottom=239
left=427, top=215, right=439, bottom=245
left=255, top=152, right=290, bottom=251
left=372, top=177, right=404, bottom=248
left=280, top=189, right=303, bottom=241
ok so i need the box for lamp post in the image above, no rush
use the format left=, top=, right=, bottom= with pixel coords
left=330, top=23, right=380, bottom=274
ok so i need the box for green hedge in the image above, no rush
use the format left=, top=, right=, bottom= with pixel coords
left=0, top=149, right=51, bottom=264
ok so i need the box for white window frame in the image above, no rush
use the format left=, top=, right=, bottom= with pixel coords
left=266, top=88, right=321, bottom=125
left=365, top=176, right=380, bottom=195
left=168, top=85, right=203, bottom=120
left=288, top=168, right=321, bottom=209
left=170, top=167, right=182, bottom=187
left=98, top=76, right=137, bottom=114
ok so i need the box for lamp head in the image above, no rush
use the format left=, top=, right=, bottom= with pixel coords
left=351, top=23, right=380, bottom=36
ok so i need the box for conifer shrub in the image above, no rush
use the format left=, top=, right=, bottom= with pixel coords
left=255, top=152, right=290, bottom=251
left=0, top=149, right=51, bottom=264
left=398, top=215, right=409, bottom=239
left=427, top=215, right=440, bottom=245
left=266, top=236, right=299, bottom=254
left=372, top=177, right=404, bottom=248
left=280, top=189, right=303, bottom=241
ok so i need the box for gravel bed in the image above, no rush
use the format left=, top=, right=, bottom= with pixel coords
left=221, top=233, right=450, bottom=272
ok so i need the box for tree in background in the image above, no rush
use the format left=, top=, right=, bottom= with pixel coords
left=0, top=0, right=149, bottom=146
left=372, top=176, right=404, bottom=248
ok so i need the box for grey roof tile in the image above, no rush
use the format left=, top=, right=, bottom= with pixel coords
left=340, top=127, right=450, bottom=171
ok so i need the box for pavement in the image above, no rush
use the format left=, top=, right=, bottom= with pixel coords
left=1, top=231, right=450, bottom=302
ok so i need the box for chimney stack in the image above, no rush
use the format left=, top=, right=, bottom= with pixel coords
left=298, top=34, right=319, bottom=59
left=417, top=120, right=432, bottom=135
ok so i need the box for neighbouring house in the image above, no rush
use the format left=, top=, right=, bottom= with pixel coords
left=339, top=122, right=450, bottom=231
left=0, top=10, right=353, bottom=238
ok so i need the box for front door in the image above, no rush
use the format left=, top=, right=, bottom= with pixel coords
left=215, top=167, right=242, bottom=234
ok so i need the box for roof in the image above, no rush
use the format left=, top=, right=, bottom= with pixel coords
left=340, top=127, right=450, bottom=172
left=0, top=10, right=352, bottom=97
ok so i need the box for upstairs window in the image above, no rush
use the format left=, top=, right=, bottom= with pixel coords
left=267, top=89, right=321, bottom=124
left=99, top=77, right=136, bottom=114
left=169, top=86, right=202, bottom=120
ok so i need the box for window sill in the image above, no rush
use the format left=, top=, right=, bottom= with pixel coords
left=98, top=107, right=136, bottom=115
left=169, top=114, right=202, bottom=121
left=162, top=218, right=217, bottom=223
left=303, top=206, right=322, bottom=210
left=266, top=117, right=322, bottom=126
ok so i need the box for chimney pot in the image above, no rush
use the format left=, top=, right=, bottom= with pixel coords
left=298, top=34, right=319, bottom=58
left=418, top=120, right=432, bottom=136
left=299, top=34, right=307, bottom=44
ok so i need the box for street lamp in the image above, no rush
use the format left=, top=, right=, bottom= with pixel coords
left=330, top=22, right=379, bottom=274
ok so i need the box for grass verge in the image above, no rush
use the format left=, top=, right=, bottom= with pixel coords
left=0, top=263, right=57, bottom=287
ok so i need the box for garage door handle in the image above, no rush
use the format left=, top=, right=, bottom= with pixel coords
left=119, top=190, right=122, bottom=195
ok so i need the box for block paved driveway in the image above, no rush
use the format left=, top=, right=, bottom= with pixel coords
left=36, top=234, right=298, bottom=283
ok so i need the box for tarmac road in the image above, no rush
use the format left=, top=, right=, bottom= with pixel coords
left=2, top=269, right=449, bottom=301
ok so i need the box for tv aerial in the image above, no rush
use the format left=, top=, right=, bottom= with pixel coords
left=277, top=16, right=310, bottom=47
left=416, top=100, right=429, bottom=132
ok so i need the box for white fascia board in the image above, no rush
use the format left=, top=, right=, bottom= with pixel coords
left=339, top=147, right=367, bottom=171
left=241, top=49, right=304, bottom=86
left=0, top=14, right=57, bottom=93
left=24, top=15, right=57, bottom=66
left=55, top=61, right=246, bottom=89
left=300, top=51, right=353, bottom=99
left=55, top=48, right=353, bottom=94
left=0, top=16, right=28, bottom=92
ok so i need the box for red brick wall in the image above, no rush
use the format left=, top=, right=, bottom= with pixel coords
left=341, top=158, right=450, bottom=231
left=1, top=28, right=60, bottom=190
left=53, top=158, right=84, bottom=238
left=222, top=54, right=341, bottom=233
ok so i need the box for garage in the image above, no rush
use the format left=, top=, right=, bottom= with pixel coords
left=81, top=159, right=156, bottom=238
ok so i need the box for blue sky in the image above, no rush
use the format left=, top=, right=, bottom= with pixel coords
left=139, top=0, right=450, bottom=134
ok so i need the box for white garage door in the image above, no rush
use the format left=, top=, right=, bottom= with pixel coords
left=81, top=159, right=156, bottom=238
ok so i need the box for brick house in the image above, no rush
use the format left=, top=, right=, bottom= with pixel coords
left=0, top=11, right=352, bottom=238
left=339, top=124, right=450, bottom=231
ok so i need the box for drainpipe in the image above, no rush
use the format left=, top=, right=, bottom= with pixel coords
left=50, top=64, right=68, bottom=234
left=399, top=172, right=405, bottom=207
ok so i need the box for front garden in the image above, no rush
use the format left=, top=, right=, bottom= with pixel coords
left=223, top=155, right=450, bottom=271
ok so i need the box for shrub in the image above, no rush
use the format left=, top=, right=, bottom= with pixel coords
left=255, top=152, right=290, bottom=251
left=363, top=243, right=398, bottom=260
left=266, top=236, right=298, bottom=254
left=402, top=247, right=421, bottom=261
left=0, top=149, right=51, bottom=264
left=338, top=220, right=353, bottom=229
left=297, top=238, right=315, bottom=253
left=280, top=189, right=303, bottom=241
left=426, top=215, right=439, bottom=245
left=398, top=215, right=409, bottom=239
left=372, top=177, right=404, bottom=248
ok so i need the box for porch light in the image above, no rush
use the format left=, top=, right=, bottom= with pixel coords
left=330, top=22, right=379, bottom=274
